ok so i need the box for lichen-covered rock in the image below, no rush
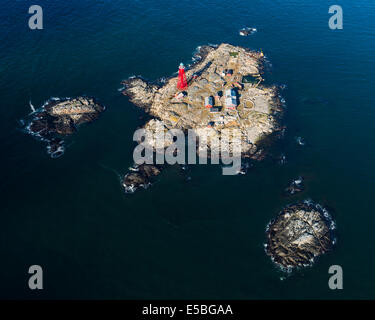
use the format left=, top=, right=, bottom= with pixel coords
left=265, top=201, right=336, bottom=270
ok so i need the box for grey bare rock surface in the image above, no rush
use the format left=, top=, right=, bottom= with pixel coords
left=265, top=201, right=335, bottom=270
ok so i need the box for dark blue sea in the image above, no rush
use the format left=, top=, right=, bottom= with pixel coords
left=0, top=0, right=374, bottom=299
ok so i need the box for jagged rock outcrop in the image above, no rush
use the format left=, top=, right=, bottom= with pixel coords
left=265, top=201, right=336, bottom=270
left=284, top=177, right=304, bottom=195
left=29, top=97, right=105, bottom=136
left=239, top=27, right=257, bottom=36
left=122, top=164, right=162, bottom=193
left=25, top=97, right=105, bottom=157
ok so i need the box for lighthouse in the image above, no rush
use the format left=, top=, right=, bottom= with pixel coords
left=177, top=63, right=188, bottom=90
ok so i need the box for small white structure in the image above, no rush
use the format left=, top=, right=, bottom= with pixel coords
left=175, top=92, right=185, bottom=101
left=225, top=89, right=238, bottom=109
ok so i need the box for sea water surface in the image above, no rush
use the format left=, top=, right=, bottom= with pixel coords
left=0, top=0, right=374, bottom=299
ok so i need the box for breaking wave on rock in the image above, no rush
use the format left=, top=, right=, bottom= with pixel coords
left=21, top=96, right=105, bottom=158
left=239, top=27, right=257, bottom=36
left=265, top=200, right=336, bottom=273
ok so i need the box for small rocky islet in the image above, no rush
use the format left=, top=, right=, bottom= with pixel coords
left=284, top=176, right=304, bottom=195
left=122, top=164, right=162, bottom=193
left=24, top=97, right=105, bottom=158
left=120, top=44, right=337, bottom=270
left=265, top=201, right=336, bottom=271
left=239, top=27, right=257, bottom=36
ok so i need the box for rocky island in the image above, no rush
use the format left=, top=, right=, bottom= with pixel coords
left=121, top=43, right=285, bottom=192
left=284, top=176, right=304, bottom=195
left=122, top=164, right=162, bottom=193
left=25, top=97, right=105, bottom=158
left=265, top=201, right=336, bottom=271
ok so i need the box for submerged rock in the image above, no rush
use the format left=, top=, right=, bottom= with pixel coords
left=24, top=97, right=105, bottom=157
left=277, top=153, right=287, bottom=165
left=46, top=138, right=65, bottom=159
left=295, top=136, right=306, bottom=146
left=265, top=201, right=336, bottom=270
left=234, top=160, right=253, bottom=175
left=285, top=176, right=304, bottom=195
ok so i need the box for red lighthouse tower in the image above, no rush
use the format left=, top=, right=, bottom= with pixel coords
left=177, top=63, right=188, bottom=90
